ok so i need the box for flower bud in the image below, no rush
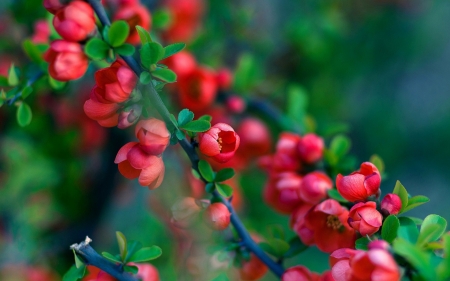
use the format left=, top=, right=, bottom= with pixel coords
left=264, top=172, right=303, bottom=214
left=44, top=40, right=89, bottom=81
left=53, top=1, right=96, bottom=42
left=297, top=133, right=324, bottom=164
left=31, top=20, right=50, bottom=44
left=348, top=201, right=383, bottom=236
left=171, top=197, right=202, bottom=228
left=226, top=95, right=246, bottom=113
left=43, top=0, right=65, bottom=14
left=130, top=263, right=160, bottom=281
left=236, top=118, right=271, bottom=159
left=298, top=171, right=332, bottom=204
left=336, top=162, right=381, bottom=202
left=203, top=202, right=231, bottom=231
left=368, top=240, right=391, bottom=251
left=216, top=68, right=233, bottom=90
left=114, top=4, right=151, bottom=44
left=118, top=104, right=142, bottom=129
left=162, top=51, right=197, bottom=78
left=282, top=265, right=316, bottom=281
left=135, top=119, right=170, bottom=155
left=239, top=254, right=268, bottom=281
left=381, top=193, right=402, bottom=215
left=199, top=123, right=240, bottom=163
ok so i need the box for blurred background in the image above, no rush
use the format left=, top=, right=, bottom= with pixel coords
left=0, top=0, right=450, bottom=280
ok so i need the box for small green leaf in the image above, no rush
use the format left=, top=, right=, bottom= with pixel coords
left=178, top=108, right=194, bottom=127
left=73, top=250, right=84, bottom=268
left=123, top=265, right=139, bottom=274
left=140, top=42, right=164, bottom=68
left=283, top=236, right=308, bottom=258
left=116, top=231, right=127, bottom=261
left=140, top=71, right=152, bottom=85
left=403, top=195, right=429, bottom=213
left=152, top=9, right=171, bottom=29
left=124, top=240, right=143, bottom=263
left=198, top=115, right=212, bottom=122
left=406, top=217, right=424, bottom=225
left=259, top=238, right=290, bottom=258
left=22, top=39, right=44, bottom=63
left=85, top=38, right=110, bottom=60
left=198, top=160, right=214, bottom=182
left=8, top=64, right=19, bottom=86
left=215, top=168, right=235, bottom=182
left=16, top=102, right=32, bottom=127
left=382, top=215, right=400, bottom=243
left=330, top=135, right=351, bottom=158
left=63, top=265, right=86, bottom=281
left=180, top=120, right=211, bottom=132
left=287, top=85, right=308, bottom=126
left=21, top=86, right=33, bottom=99
left=215, top=183, right=233, bottom=197
left=355, top=236, right=370, bottom=250
left=129, top=246, right=162, bottom=262
left=115, top=44, right=135, bottom=56
left=417, top=214, right=447, bottom=247
left=393, top=180, right=408, bottom=213
left=162, top=43, right=186, bottom=59
left=234, top=53, right=257, bottom=93
left=135, top=25, right=152, bottom=45
left=152, top=68, right=176, bottom=83
left=175, top=130, right=185, bottom=140
left=205, top=182, right=215, bottom=193
left=369, top=154, right=385, bottom=174
left=398, top=217, right=419, bottom=243
left=102, top=252, right=122, bottom=263
left=0, top=76, right=8, bottom=87
left=327, top=189, right=349, bottom=203
left=49, top=76, right=66, bottom=90
left=393, top=239, right=435, bottom=280
left=108, top=20, right=130, bottom=47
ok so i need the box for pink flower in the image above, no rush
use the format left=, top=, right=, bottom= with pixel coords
left=53, top=1, right=96, bottom=42
left=114, top=4, right=151, bottom=44
left=199, top=123, right=240, bottom=163
left=298, top=133, right=324, bottom=164
left=134, top=119, right=170, bottom=155
left=348, top=201, right=383, bottom=236
left=330, top=248, right=400, bottom=281
left=203, top=202, right=231, bottom=231
left=31, top=20, right=50, bottom=44
left=304, top=199, right=356, bottom=253
left=264, top=172, right=303, bottom=214
left=132, top=263, right=160, bottom=281
left=216, top=68, right=233, bottom=90
left=290, top=203, right=315, bottom=245
left=178, top=66, right=218, bottom=112
left=162, top=0, right=205, bottom=43
left=44, top=40, right=89, bottom=81
left=299, top=171, right=333, bottom=204
left=381, top=193, right=402, bottom=215
left=336, top=162, right=381, bottom=202
left=236, top=118, right=272, bottom=160
left=282, top=266, right=321, bottom=281
left=259, top=132, right=302, bottom=172
left=162, top=51, right=197, bottom=78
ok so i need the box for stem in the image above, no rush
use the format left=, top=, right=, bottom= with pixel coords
left=88, top=0, right=285, bottom=278
left=71, top=237, right=138, bottom=281
left=7, top=71, right=44, bottom=106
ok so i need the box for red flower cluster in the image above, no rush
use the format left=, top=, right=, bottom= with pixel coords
left=114, top=118, right=170, bottom=189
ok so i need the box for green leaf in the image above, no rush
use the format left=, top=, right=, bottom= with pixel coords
left=417, top=214, right=447, bottom=247
left=0, top=76, right=8, bottom=87
left=205, top=182, right=215, bottom=193
left=124, top=265, right=138, bottom=274
left=152, top=9, right=171, bottom=29
left=198, top=160, right=214, bottom=182
left=129, top=246, right=162, bottom=262
left=393, top=239, right=435, bottom=280
left=108, top=20, right=130, bottom=47
left=398, top=217, right=419, bottom=243
left=115, top=44, right=135, bottom=56
left=8, top=64, right=19, bottom=86
left=283, top=236, right=308, bottom=258
left=178, top=108, right=194, bottom=127
left=393, top=180, right=408, bottom=213
left=198, top=115, right=212, bottom=122
left=406, top=217, right=424, bottom=225
left=22, top=39, right=44, bottom=63
left=287, top=85, right=308, bottom=124
left=327, top=189, right=349, bottom=203
left=139, top=71, right=152, bottom=85
left=369, top=154, right=385, bottom=174
left=259, top=238, right=290, bottom=258
left=403, top=195, right=429, bottom=213
left=124, top=240, right=143, bottom=263
left=116, top=231, right=127, bottom=261
left=330, top=135, right=351, bottom=158
left=140, top=42, right=164, bottom=68
left=437, top=234, right=450, bottom=280
left=49, top=76, right=66, bottom=90
left=162, top=43, right=186, bottom=59
left=73, top=250, right=84, bottom=268
left=215, top=183, right=233, bottom=197
left=85, top=38, right=110, bottom=60
left=180, top=120, right=211, bottom=132
left=175, top=130, right=185, bottom=140
left=152, top=68, right=176, bottom=83
left=215, top=168, right=235, bottom=182
left=382, top=215, right=400, bottom=243
left=21, top=86, right=33, bottom=99
left=135, top=25, right=152, bottom=45
left=63, top=265, right=86, bottom=281
left=355, top=236, right=370, bottom=250
left=16, top=102, right=32, bottom=127
left=102, top=252, right=122, bottom=263
left=233, top=53, right=257, bottom=93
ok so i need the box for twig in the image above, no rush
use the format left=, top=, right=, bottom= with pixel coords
left=7, top=71, right=44, bottom=105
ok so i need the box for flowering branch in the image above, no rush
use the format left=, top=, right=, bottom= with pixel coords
left=87, top=0, right=285, bottom=278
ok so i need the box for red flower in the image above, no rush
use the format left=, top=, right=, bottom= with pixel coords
left=381, top=193, right=402, bottom=215
left=203, top=202, right=231, bottom=231
left=84, top=60, right=137, bottom=127
left=298, top=133, right=324, bottom=164
left=178, top=66, right=218, bottom=112
left=236, top=118, right=272, bottom=160
left=114, top=4, right=151, bottom=45
left=53, top=1, right=96, bottom=42
left=162, top=51, right=197, bottom=78
left=330, top=248, right=400, bottom=281
left=298, top=171, right=333, bottom=204
left=304, top=199, right=356, bottom=253
left=290, top=203, right=315, bottom=245
left=82, top=265, right=116, bottom=281
left=348, top=201, right=382, bottom=236
left=31, top=20, right=50, bottom=44
left=162, top=0, right=205, bottom=43
left=263, top=172, right=303, bottom=214
left=44, top=40, right=89, bottom=81
left=134, top=119, right=170, bottom=155
left=199, top=123, right=240, bottom=163
left=282, top=265, right=320, bottom=281
left=259, top=132, right=302, bottom=173
left=132, top=263, right=160, bottom=281
left=43, top=0, right=65, bottom=14
left=336, top=162, right=381, bottom=202
left=226, top=95, right=246, bottom=113
left=239, top=254, right=268, bottom=281
left=216, top=68, right=234, bottom=90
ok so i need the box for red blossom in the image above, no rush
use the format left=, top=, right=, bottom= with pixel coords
left=162, top=0, right=205, bottom=43
left=236, top=118, right=272, bottom=160
left=263, top=172, right=303, bottom=214
left=239, top=254, right=268, bottom=281
left=336, top=162, right=381, bottom=202
left=44, top=40, right=89, bottom=81
left=381, top=193, right=402, bottom=215
left=114, top=4, right=151, bottom=44
left=203, top=202, right=231, bottom=231
left=199, top=123, right=240, bottom=163
left=43, top=0, right=65, bottom=14
left=53, top=1, right=96, bottom=42
left=348, top=201, right=383, bottom=236
left=282, top=265, right=321, bottom=281
left=134, top=119, right=170, bottom=155
left=298, top=133, right=324, bottom=164
left=298, top=171, right=333, bottom=204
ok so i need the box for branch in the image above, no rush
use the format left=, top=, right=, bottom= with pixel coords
left=7, top=71, right=44, bottom=105
left=70, top=237, right=138, bottom=281
left=87, top=0, right=285, bottom=278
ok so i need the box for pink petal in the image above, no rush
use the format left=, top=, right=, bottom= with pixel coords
left=115, top=142, right=138, bottom=163
left=118, top=160, right=140, bottom=179
left=104, top=82, right=129, bottom=103
left=84, top=99, right=119, bottom=120
left=127, top=145, right=154, bottom=169
left=138, top=157, right=164, bottom=187
left=117, top=66, right=137, bottom=93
